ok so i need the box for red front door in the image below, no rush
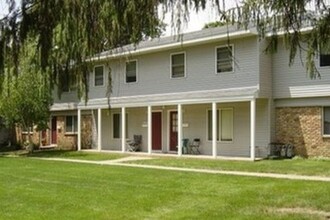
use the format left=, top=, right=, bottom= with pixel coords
left=51, top=117, right=57, bottom=144
left=152, top=112, right=162, bottom=150
left=169, top=111, right=178, bottom=151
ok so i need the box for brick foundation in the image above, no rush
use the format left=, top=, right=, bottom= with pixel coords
left=276, top=107, right=330, bottom=157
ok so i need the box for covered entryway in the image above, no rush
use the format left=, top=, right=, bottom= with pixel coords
left=152, top=112, right=162, bottom=151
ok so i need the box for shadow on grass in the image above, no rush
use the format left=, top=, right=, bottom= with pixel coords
left=28, top=150, right=89, bottom=158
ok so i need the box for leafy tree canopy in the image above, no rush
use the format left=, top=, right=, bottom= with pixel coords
left=0, top=0, right=329, bottom=100
left=0, top=37, right=52, bottom=150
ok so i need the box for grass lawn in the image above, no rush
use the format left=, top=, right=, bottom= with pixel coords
left=9, top=150, right=330, bottom=177
left=126, top=157, right=330, bottom=177
left=0, top=158, right=329, bottom=219
left=1, top=150, right=127, bottom=161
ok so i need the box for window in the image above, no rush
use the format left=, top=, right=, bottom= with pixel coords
left=113, top=113, right=128, bottom=139
left=220, top=109, right=233, bottom=142
left=65, top=116, right=78, bottom=133
left=126, top=60, right=137, bottom=83
left=61, top=73, right=77, bottom=92
left=320, top=44, right=330, bottom=67
left=216, top=45, right=233, bottom=73
left=207, top=108, right=233, bottom=142
left=94, top=66, right=104, bottom=86
left=171, top=53, right=185, bottom=78
left=323, top=107, right=330, bottom=135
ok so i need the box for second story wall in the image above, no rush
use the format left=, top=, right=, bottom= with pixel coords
left=273, top=41, right=330, bottom=99
left=88, top=36, right=260, bottom=100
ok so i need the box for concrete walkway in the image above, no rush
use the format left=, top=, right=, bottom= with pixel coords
left=35, top=157, right=330, bottom=182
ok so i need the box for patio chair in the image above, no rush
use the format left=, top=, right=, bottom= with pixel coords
left=127, top=135, right=142, bottom=152
left=190, top=138, right=201, bottom=154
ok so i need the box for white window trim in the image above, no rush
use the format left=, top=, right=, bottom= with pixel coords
left=170, top=51, right=186, bottom=79
left=125, top=59, right=138, bottom=84
left=93, top=65, right=105, bottom=87
left=322, top=107, right=330, bottom=138
left=215, top=44, right=234, bottom=74
left=206, top=107, right=234, bottom=143
left=65, top=115, right=78, bottom=134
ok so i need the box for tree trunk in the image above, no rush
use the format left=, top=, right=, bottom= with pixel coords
left=27, top=127, right=34, bottom=153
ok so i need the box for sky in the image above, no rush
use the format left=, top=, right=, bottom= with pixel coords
left=0, top=0, right=240, bottom=36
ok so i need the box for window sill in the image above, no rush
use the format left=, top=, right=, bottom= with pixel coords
left=216, top=71, right=234, bottom=75
left=322, top=135, right=330, bottom=138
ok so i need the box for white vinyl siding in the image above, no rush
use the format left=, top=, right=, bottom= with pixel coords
left=323, top=107, right=330, bottom=135
left=79, top=37, right=258, bottom=100
left=94, top=66, right=104, bottom=86
left=65, top=116, right=77, bottom=133
left=216, top=45, right=233, bottom=73
left=126, top=60, right=137, bottom=83
left=171, top=52, right=185, bottom=78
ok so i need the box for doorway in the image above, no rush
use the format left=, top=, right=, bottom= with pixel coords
left=152, top=112, right=162, bottom=151
left=51, top=116, right=57, bottom=144
left=169, top=111, right=178, bottom=151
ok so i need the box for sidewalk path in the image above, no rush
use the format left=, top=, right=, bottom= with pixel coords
left=35, top=157, right=330, bottom=182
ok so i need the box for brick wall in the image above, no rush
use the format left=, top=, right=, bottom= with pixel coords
left=56, top=116, right=77, bottom=150
left=16, top=114, right=93, bottom=150
left=276, top=107, right=330, bottom=157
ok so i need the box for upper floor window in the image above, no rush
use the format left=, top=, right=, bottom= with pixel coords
left=66, top=115, right=78, bottom=133
left=61, top=73, right=77, bottom=92
left=171, top=52, right=185, bottom=78
left=323, top=107, right=330, bottom=135
left=320, top=45, right=330, bottom=67
left=94, top=66, right=104, bottom=86
left=126, top=60, right=137, bottom=83
left=216, top=45, right=233, bottom=73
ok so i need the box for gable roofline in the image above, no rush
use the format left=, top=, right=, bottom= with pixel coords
left=90, top=26, right=258, bottom=61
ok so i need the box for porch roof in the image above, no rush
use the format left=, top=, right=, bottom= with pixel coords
left=77, top=86, right=259, bottom=109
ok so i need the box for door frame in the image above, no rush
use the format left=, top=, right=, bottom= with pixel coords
left=152, top=110, right=163, bottom=152
left=167, top=109, right=178, bottom=152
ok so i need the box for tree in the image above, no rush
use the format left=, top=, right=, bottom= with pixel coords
left=0, top=38, right=52, bottom=151
left=203, top=21, right=226, bottom=29
left=0, top=0, right=329, bottom=96
left=224, top=0, right=330, bottom=78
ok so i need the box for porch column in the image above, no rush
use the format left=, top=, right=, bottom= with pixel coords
left=147, top=106, right=152, bottom=154
left=77, top=109, right=81, bottom=151
left=97, top=108, right=102, bottom=152
left=177, top=104, right=182, bottom=156
left=121, top=107, right=126, bottom=152
left=212, top=102, right=217, bottom=158
left=250, top=99, right=256, bottom=160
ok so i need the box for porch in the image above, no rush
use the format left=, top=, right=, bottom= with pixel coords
left=76, top=97, right=271, bottom=160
